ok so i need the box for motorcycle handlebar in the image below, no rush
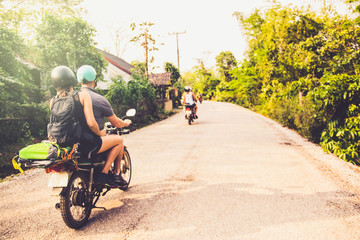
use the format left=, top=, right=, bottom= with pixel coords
left=105, top=123, right=136, bottom=135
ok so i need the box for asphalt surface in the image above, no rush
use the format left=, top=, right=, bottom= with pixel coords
left=2, top=101, right=360, bottom=240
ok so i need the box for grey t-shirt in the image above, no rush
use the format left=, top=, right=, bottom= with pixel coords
left=81, top=87, right=114, bottom=130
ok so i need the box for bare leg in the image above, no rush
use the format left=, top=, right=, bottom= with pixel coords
left=102, top=145, right=121, bottom=173
left=114, top=145, right=124, bottom=174
left=97, top=135, right=124, bottom=173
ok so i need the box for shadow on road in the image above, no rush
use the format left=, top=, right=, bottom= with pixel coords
left=77, top=178, right=360, bottom=238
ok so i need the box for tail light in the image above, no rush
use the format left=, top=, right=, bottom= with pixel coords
left=45, top=163, right=65, bottom=173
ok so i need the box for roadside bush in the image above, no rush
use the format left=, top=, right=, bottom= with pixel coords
left=0, top=104, right=49, bottom=146
left=105, top=76, right=158, bottom=125
left=0, top=103, right=49, bottom=146
left=293, top=97, right=324, bottom=142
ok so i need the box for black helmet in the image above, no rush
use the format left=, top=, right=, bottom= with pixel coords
left=50, top=66, right=77, bottom=89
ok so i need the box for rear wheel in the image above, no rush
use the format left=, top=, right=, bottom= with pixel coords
left=60, top=172, right=91, bottom=229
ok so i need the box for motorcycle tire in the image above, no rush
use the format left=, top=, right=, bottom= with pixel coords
left=188, top=116, right=192, bottom=125
left=112, top=147, right=132, bottom=191
left=60, top=171, right=92, bottom=229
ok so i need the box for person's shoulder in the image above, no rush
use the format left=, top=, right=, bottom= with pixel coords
left=78, top=91, right=88, bottom=96
left=95, top=92, right=109, bottom=103
left=78, top=91, right=90, bottom=100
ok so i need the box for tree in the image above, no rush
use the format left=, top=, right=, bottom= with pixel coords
left=131, top=61, right=147, bottom=80
left=109, top=24, right=131, bottom=57
left=164, top=62, right=180, bottom=85
left=347, top=0, right=360, bottom=21
left=231, top=3, right=360, bottom=164
left=0, top=0, right=84, bottom=39
left=215, top=51, right=237, bottom=82
left=185, top=60, right=220, bottom=99
left=0, top=28, right=48, bottom=146
left=0, top=28, right=32, bottom=110
left=130, top=22, right=162, bottom=77
left=36, top=14, right=107, bottom=85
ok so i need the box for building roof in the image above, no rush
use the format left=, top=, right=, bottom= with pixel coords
left=99, top=49, right=134, bottom=75
left=149, top=72, right=172, bottom=86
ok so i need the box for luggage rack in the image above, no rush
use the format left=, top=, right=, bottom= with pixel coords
left=13, top=145, right=106, bottom=171
left=17, top=157, right=63, bottom=169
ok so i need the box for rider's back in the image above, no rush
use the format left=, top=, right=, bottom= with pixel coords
left=184, top=92, right=195, bottom=105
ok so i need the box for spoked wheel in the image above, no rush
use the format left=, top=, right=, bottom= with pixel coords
left=60, top=172, right=92, bottom=229
left=111, top=147, right=132, bottom=191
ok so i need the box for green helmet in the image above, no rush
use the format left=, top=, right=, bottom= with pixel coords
left=77, top=65, right=96, bottom=83
left=50, top=66, right=77, bottom=89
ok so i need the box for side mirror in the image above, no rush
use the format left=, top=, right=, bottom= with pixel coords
left=126, top=109, right=136, bottom=117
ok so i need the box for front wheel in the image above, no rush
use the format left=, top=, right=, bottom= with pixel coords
left=112, top=147, right=132, bottom=191
left=60, top=171, right=91, bottom=229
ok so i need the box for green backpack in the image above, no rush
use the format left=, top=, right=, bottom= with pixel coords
left=19, top=142, right=61, bottom=160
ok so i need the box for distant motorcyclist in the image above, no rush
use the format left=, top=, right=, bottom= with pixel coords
left=198, top=93, right=203, bottom=103
left=182, top=86, right=198, bottom=118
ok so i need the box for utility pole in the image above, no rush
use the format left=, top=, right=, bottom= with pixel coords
left=168, top=31, right=186, bottom=72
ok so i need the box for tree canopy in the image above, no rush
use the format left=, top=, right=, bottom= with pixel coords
left=36, top=14, right=107, bottom=82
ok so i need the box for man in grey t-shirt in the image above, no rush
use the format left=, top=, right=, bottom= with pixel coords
left=77, top=65, right=131, bottom=186
left=80, top=86, right=114, bottom=130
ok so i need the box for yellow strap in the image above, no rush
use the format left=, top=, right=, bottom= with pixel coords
left=12, top=156, right=24, bottom=174
left=50, top=142, right=61, bottom=157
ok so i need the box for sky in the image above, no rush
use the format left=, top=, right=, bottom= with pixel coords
left=81, top=0, right=352, bottom=73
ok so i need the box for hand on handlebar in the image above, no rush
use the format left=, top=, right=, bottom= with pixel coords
left=124, top=119, right=132, bottom=127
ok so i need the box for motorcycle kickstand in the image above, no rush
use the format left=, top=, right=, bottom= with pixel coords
left=102, top=187, right=111, bottom=196
left=91, top=190, right=107, bottom=211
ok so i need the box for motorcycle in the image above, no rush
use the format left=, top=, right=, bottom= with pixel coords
left=199, top=96, right=203, bottom=104
left=185, top=104, right=196, bottom=125
left=12, top=109, right=136, bottom=229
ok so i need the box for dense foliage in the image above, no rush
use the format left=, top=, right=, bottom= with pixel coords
left=0, top=0, right=105, bottom=147
left=105, top=72, right=159, bottom=126
left=230, top=5, right=360, bottom=164
left=183, top=3, right=360, bottom=165
left=36, top=14, right=107, bottom=85
left=0, top=28, right=48, bottom=146
left=165, top=62, right=180, bottom=86
left=0, top=0, right=84, bottom=35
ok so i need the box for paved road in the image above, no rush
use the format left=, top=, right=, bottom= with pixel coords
left=2, top=101, right=360, bottom=239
